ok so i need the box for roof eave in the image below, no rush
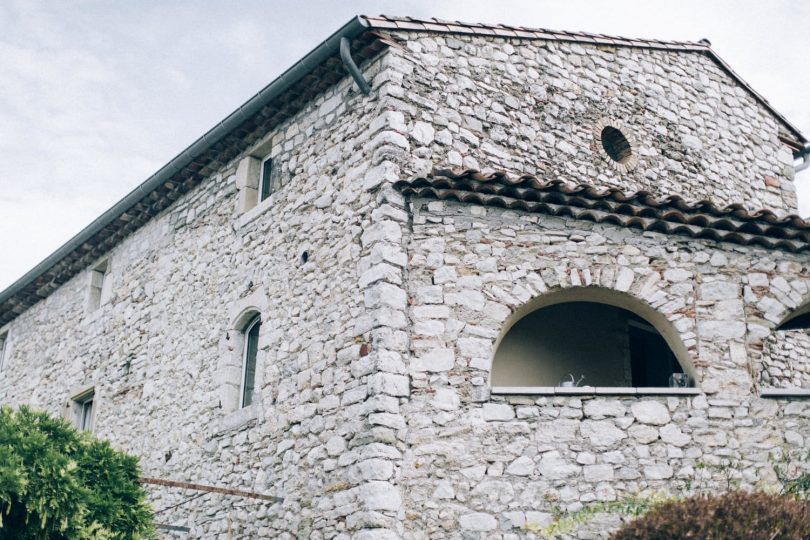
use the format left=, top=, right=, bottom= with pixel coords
left=0, top=15, right=371, bottom=316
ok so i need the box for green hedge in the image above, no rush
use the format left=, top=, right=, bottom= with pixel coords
left=0, top=406, right=153, bottom=539
left=610, top=491, right=810, bottom=540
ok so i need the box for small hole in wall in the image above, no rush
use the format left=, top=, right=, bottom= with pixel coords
left=601, top=126, right=633, bottom=164
left=300, top=251, right=309, bottom=264
left=164, top=450, right=173, bottom=462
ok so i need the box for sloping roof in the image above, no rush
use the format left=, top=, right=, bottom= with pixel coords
left=0, top=15, right=806, bottom=327
left=395, top=168, right=810, bottom=252
left=366, top=15, right=806, bottom=146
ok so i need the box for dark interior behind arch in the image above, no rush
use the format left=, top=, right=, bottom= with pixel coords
left=491, top=301, right=686, bottom=388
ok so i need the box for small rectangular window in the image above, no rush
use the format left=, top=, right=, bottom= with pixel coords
left=72, top=389, right=95, bottom=432
left=259, top=156, right=273, bottom=202
left=240, top=317, right=261, bottom=408
left=0, top=333, right=7, bottom=371
left=88, top=258, right=111, bottom=311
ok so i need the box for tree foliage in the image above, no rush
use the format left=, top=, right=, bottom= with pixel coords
left=0, top=406, right=153, bottom=539
left=609, top=491, right=810, bottom=540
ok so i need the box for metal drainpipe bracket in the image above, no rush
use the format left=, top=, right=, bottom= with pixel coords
left=340, top=36, right=371, bottom=95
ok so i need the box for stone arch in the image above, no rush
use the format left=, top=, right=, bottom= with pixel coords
left=490, top=286, right=696, bottom=387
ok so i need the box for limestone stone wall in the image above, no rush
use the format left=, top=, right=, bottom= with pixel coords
left=398, top=197, right=810, bottom=538
left=0, top=46, right=413, bottom=538
left=762, top=330, right=810, bottom=388
left=386, top=33, right=798, bottom=213
left=0, top=28, right=808, bottom=540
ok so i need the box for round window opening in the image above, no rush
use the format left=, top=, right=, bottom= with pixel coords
left=601, top=126, right=633, bottom=164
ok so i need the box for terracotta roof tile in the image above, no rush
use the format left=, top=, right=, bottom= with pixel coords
left=394, top=168, right=810, bottom=252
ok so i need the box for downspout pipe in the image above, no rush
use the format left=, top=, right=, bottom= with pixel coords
left=340, top=36, right=371, bottom=95
left=796, top=143, right=810, bottom=173
left=0, top=16, right=371, bottom=309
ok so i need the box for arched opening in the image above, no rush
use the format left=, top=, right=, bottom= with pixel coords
left=490, top=288, right=694, bottom=389
left=761, top=305, right=810, bottom=389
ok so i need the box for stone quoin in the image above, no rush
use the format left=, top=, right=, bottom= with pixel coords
left=1, top=14, right=809, bottom=539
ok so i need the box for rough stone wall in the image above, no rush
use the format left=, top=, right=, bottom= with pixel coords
left=398, top=198, right=810, bottom=538
left=762, top=330, right=810, bottom=388
left=0, top=29, right=808, bottom=540
left=0, top=46, right=414, bottom=539
left=387, top=33, right=798, bottom=213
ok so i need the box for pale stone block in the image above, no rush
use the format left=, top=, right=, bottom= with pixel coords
left=631, top=401, right=671, bottom=425
left=459, top=513, right=498, bottom=531
left=482, top=403, right=515, bottom=421
left=580, top=420, right=627, bottom=447
left=358, top=481, right=401, bottom=511
left=506, top=455, right=534, bottom=476
left=412, top=348, right=455, bottom=372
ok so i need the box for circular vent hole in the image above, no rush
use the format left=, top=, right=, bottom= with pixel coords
left=601, top=126, right=633, bottom=164
left=300, top=251, right=309, bottom=264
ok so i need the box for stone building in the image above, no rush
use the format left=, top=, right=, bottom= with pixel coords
left=1, top=14, right=810, bottom=539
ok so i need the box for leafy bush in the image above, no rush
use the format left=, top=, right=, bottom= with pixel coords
left=609, top=491, right=810, bottom=540
left=0, top=405, right=154, bottom=539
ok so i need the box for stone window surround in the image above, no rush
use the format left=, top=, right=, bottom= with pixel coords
left=593, top=117, right=640, bottom=173
left=234, top=136, right=277, bottom=216
left=65, top=384, right=98, bottom=432
left=86, top=256, right=112, bottom=313
left=216, top=290, right=269, bottom=430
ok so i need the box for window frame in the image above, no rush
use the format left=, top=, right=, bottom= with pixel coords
left=0, top=332, right=7, bottom=371
left=88, top=258, right=111, bottom=311
left=259, top=155, right=274, bottom=202
left=72, top=389, right=95, bottom=432
left=239, top=315, right=261, bottom=409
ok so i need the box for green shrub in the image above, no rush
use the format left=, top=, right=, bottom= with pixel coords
left=609, top=491, right=810, bottom=540
left=0, top=405, right=154, bottom=539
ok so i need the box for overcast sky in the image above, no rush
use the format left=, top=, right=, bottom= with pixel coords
left=1, top=0, right=808, bottom=291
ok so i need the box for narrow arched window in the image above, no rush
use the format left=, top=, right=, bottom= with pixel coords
left=240, top=315, right=261, bottom=408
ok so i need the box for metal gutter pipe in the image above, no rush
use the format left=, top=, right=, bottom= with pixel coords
left=0, top=16, right=371, bottom=309
left=340, top=37, right=371, bottom=94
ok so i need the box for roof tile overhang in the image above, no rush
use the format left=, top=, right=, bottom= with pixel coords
left=395, top=168, right=810, bottom=252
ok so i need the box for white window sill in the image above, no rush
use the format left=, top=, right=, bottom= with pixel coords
left=760, top=388, right=810, bottom=398
left=236, top=196, right=275, bottom=230
left=491, top=386, right=702, bottom=396
left=215, top=403, right=262, bottom=434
